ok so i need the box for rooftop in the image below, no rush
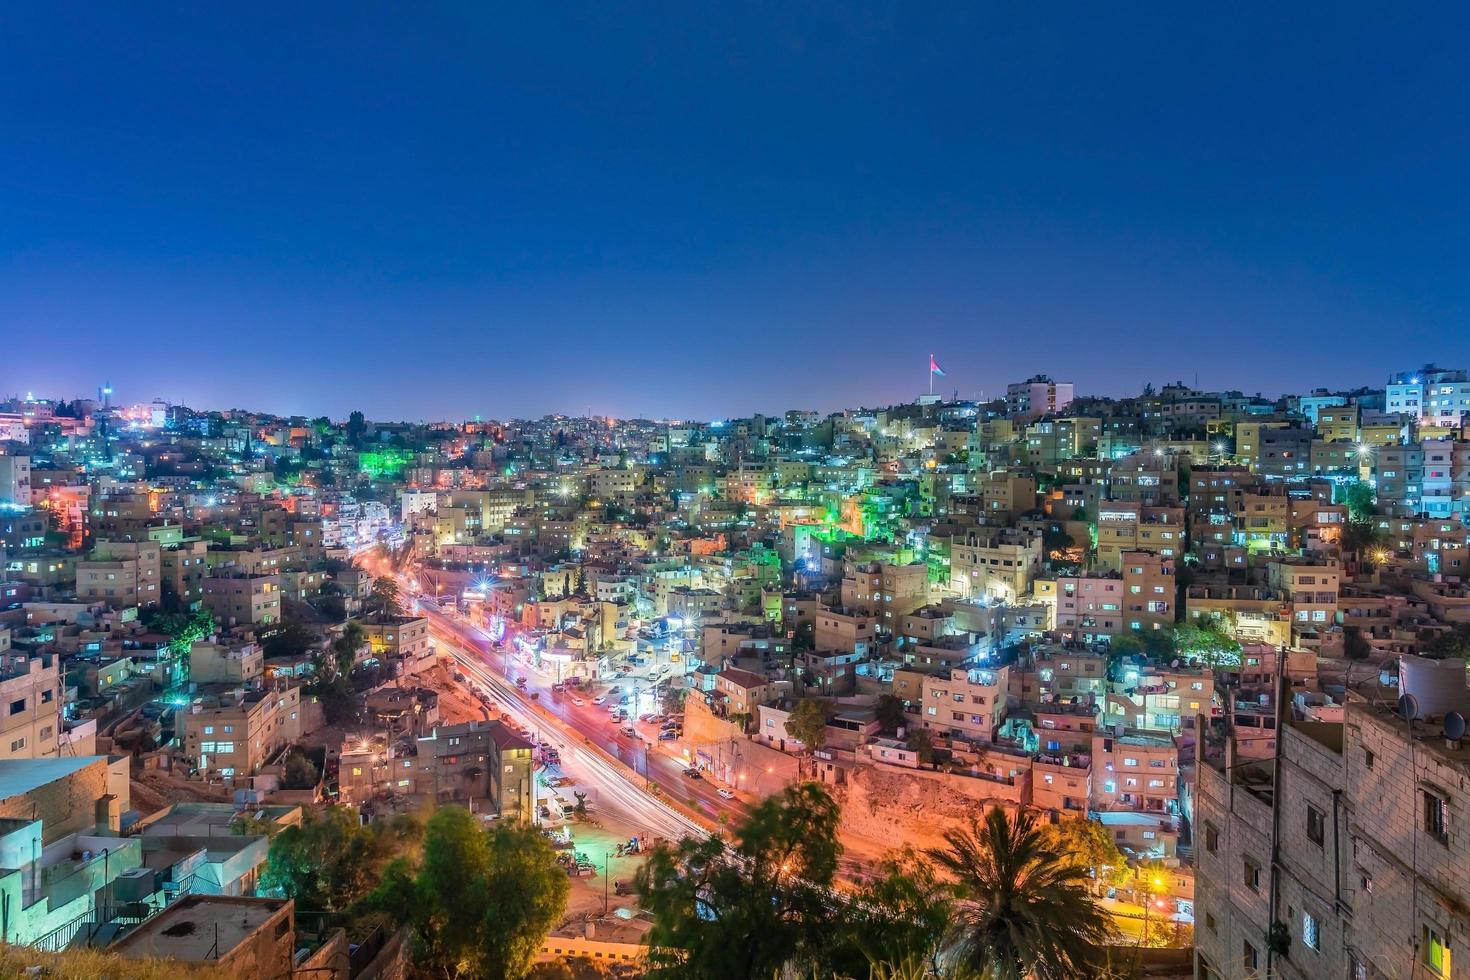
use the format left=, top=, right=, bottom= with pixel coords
left=0, top=755, right=104, bottom=802
left=111, top=896, right=289, bottom=963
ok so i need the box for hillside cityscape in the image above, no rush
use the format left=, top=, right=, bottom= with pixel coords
left=0, top=369, right=1468, bottom=977
left=7, top=2, right=1468, bottom=976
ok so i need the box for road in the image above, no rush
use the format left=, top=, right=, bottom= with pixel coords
left=415, top=597, right=743, bottom=840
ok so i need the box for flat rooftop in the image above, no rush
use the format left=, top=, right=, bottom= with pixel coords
left=112, top=896, right=288, bottom=962
left=0, top=755, right=103, bottom=801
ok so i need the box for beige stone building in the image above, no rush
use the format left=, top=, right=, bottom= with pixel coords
left=182, top=684, right=304, bottom=778
left=76, top=539, right=161, bottom=608
left=947, top=526, right=1042, bottom=603
left=917, top=665, right=1010, bottom=744
left=202, top=572, right=282, bottom=625
left=0, top=653, right=62, bottom=759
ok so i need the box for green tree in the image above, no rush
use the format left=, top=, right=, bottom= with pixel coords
left=827, top=848, right=957, bottom=975
left=263, top=621, right=318, bottom=661
left=368, top=577, right=402, bottom=620
left=927, top=806, right=1114, bottom=980
left=333, top=620, right=367, bottom=675
left=784, top=698, right=833, bottom=751
left=1342, top=625, right=1373, bottom=690
left=259, top=806, right=420, bottom=912
left=1041, top=525, right=1075, bottom=554
left=1169, top=617, right=1241, bottom=668
left=874, top=693, right=908, bottom=734
left=637, top=783, right=841, bottom=979
left=1039, top=819, right=1130, bottom=894
left=1340, top=518, right=1385, bottom=558
left=1342, top=480, right=1378, bottom=523
left=1430, top=625, right=1470, bottom=659
left=371, top=807, right=569, bottom=980
left=282, top=752, right=320, bottom=790
left=346, top=410, right=367, bottom=446
left=905, top=728, right=936, bottom=765
left=660, top=686, right=688, bottom=717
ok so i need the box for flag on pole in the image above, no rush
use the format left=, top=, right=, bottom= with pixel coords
left=929, top=354, right=945, bottom=377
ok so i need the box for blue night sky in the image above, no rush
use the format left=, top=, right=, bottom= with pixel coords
left=3, top=4, right=1469, bottom=421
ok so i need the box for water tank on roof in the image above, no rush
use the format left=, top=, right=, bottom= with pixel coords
left=1399, top=655, right=1470, bottom=721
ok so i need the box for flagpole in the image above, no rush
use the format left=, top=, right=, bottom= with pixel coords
left=929, top=354, right=934, bottom=396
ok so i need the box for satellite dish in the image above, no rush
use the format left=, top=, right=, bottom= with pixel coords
left=1398, top=693, right=1421, bottom=722
left=1446, top=711, right=1467, bottom=742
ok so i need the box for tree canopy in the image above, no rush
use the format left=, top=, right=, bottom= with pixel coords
left=928, top=807, right=1115, bottom=980
left=371, top=806, right=568, bottom=980
left=259, top=806, right=421, bottom=912
left=784, top=697, right=833, bottom=751
left=636, top=783, right=842, bottom=980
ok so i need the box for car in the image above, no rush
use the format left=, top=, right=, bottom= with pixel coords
left=608, top=685, right=622, bottom=695
left=571, top=697, right=585, bottom=706
left=552, top=682, right=566, bottom=693
left=658, top=730, right=678, bottom=741
left=682, top=768, right=703, bottom=780
left=592, top=696, right=607, bottom=705
left=620, top=726, right=636, bottom=737
left=717, top=788, right=735, bottom=800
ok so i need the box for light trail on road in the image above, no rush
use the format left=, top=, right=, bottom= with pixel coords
left=425, top=612, right=706, bottom=842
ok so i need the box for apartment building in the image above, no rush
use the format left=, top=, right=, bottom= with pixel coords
left=1386, top=365, right=1470, bottom=426
left=1374, top=442, right=1426, bottom=517
left=814, top=604, right=878, bottom=655
left=202, top=572, right=281, bottom=625
left=358, top=615, right=432, bottom=673
left=1006, top=375, right=1074, bottom=422
left=1095, top=502, right=1185, bottom=570
left=1196, top=668, right=1470, bottom=980
left=1091, top=729, right=1179, bottom=816
left=918, top=665, right=1010, bottom=744
left=160, top=539, right=209, bottom=606
left=182, top=684, right=304, bottom=778
left=189, top=636, right=265, bottom=684
left=947, top=526, right=1042, bottom=603
left=0, top=653, right=62, bottom=759
left=976, top=470, right=1039, bottom=522
left=76, top=539, right=161, bottom=608
left=1108, top=453, right=1182, bottom=505
left=1048, top=551, right=1174, bottom=642
left=1266, top=557, right=1340, bottom=633
left=840, top=561, right=929, bottom=628
left=0, top=453, right=31, bottom=506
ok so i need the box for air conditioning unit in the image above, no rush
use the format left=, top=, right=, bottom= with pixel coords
left=112, top=867, right=157, bottom=903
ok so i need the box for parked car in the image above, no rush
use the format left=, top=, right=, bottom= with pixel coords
left=571, top=697, right=585, bottom=706
left=658, top=730, right=678, bottom=741
left=717, top=788, right=735, bottom=800
left=682, top=768, right=703, bottom=780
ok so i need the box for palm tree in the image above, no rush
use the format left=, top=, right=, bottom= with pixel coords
left=927, top=806, right=1115, bottom=979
